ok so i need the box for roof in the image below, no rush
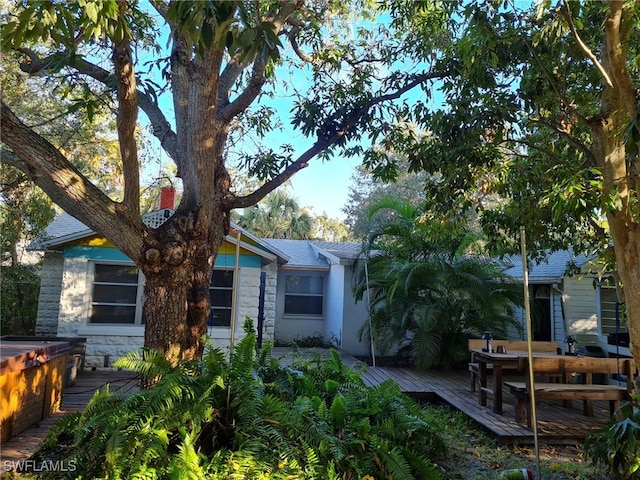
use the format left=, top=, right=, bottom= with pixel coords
left=30, top=211, right=289, bottom=263
left=502, top=249, right=594, bottom=283
left=262, top=239, right=364, bottom=269
left=28, top=212, right=94, bottom=250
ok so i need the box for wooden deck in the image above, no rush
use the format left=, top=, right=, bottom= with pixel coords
left=0, top=370, right=140, bottom=468
left=359, top=365, right=618, bottom=445
left=0, top=349, right=619, bottom=470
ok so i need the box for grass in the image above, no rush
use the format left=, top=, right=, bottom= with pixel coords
left=425, top=403, right=613, bottom=479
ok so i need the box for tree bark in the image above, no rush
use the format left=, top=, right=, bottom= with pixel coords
left=593, top=3, right=640, bottom=369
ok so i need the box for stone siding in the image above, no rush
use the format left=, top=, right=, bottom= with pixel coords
left=207, top=264, right=277, bottom=350
left=34, top=252, right=64, bottom=336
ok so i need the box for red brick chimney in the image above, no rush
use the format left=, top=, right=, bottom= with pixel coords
left=159, top=186, right=176, bottom=209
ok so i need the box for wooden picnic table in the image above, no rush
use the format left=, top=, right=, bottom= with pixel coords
left=472, top=349, right=562, bottom=414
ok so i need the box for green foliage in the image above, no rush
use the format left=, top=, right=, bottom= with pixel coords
left=0, top=264, right=41, bottom=335
left=584, top=395, right=640, bottom=479
left=0, top=0, right=153, bottom=48
left=353, top=199, right=523, bottom=369
left=234, top=190, right=314, bottom=239
left=35, top=325, right=445, bottom=479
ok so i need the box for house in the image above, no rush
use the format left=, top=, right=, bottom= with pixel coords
left=31, top=194, right=625, bottom=368
left=30, top=209, right=371, bottom=369
left=502, top=250, right=629, bottom=357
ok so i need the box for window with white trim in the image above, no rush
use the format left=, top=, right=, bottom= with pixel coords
left=208, top=270, right=234, bottom=327
left=284, top=275, right=323, bottom=315
left=89, top=263, right=144, bottom=324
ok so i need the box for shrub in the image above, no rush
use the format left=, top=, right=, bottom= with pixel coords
left=584, top=395, right=640, bottom=479
left=33, top=319, right=445, bottom=479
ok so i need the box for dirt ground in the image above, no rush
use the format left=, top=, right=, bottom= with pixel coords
left=440, top=441, right=613, bottom=480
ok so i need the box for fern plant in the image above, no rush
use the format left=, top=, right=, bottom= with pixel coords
left=34, top=318, right=446, bottom=479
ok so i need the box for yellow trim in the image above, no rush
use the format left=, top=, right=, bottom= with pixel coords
left=70, top=236, right=115, bottom=248
left=71, top=236, right=255, bottom=256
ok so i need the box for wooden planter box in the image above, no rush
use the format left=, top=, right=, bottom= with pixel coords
left=0, top=341, right=69, bottom=444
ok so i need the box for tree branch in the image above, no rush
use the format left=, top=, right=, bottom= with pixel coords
left=528, top=115, right=596, bottom=165
left=227, top=138, right=332, bottom=209
left=113, top=0, right=140, bottom=214
left=561, top=0, right=614, bottom=88
left=0, top=102, right=145, bottom=258
left=217, top=0, right=302, bottom=123
left=217, top=56, right=267, bottom=123
left=17, top=48, right=179, bottom=164
left=149, top=0, right=169, bottom=19
left=560, top=0, right=613, bottom=88
left=285, top=21, right=315, bottom=63
left=604, top=0, right=638, bottom=120
left=522, top=36, right=589, bottom=126
left=227, top=70, right=446, bottom=210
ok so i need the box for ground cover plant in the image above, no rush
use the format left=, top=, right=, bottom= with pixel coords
left=29, top=320, right=446, bottom=479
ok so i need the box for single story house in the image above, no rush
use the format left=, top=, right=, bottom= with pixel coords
left=31, top=209, right=371, bottom=369
left=30, top=195, right=626, bottom=368
left=502, top=250, right=629, bottom=357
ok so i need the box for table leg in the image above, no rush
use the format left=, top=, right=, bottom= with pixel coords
left=493, top=365, right=503, bottom=414
left=479, top=360, right=487, bottom=406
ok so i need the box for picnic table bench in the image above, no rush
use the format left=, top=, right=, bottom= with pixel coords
left=468, top=339, right=559, bottom=393
left=505, top=356, right=633, bottom=428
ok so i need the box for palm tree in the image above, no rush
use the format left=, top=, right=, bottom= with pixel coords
left=353, top=198, right=523, bottom=369
left=235, top=190, right=314, bottom=239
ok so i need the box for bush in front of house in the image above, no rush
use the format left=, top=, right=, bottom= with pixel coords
left=33, top=319, right=445, bottom=479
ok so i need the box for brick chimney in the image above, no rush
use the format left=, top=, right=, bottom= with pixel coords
left=159, top=186, right=176, bottom=210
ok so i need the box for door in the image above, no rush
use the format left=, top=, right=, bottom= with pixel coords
left=533, top=285, right=552, bottom=341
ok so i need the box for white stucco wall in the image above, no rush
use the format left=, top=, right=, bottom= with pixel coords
left=324, top=265, right=345, bottom=347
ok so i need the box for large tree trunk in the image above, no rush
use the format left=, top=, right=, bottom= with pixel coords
left=140, top=206, right=229, bottom=361
left=593, top=9, right=640, bottom=374
left=594, top=114, right=640, bottom=363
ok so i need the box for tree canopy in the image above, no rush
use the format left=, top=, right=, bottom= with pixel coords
left=352, top=198, right=523, bottom=369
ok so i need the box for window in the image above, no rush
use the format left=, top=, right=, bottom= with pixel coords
left=284, top=275, right=323, bottom=315
left=600, top=280, right=626, bottom=337
left=90, top=263, right=143, bottom=324
left=208, top=270, right=234, bottom=327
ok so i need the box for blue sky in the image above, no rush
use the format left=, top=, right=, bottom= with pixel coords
left=287, top=153, right=361, bottom=220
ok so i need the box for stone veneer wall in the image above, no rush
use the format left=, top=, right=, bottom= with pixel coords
left=52, top=256, right=278, bottom=369
left=34, top=252, right=64, bottom=336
